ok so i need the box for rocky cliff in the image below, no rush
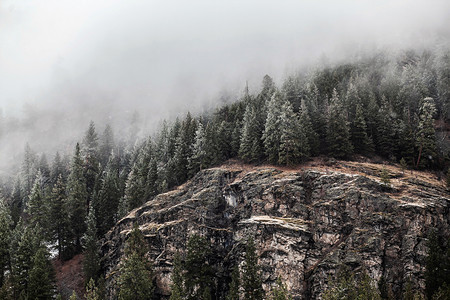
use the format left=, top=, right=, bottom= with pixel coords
left=101, top=159, right=450, bottom=299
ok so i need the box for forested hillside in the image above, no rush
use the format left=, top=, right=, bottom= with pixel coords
left=1, top=47, right=450, bottom=299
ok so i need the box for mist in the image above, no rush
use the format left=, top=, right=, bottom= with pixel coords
left=1, top=0, right=450, bottom=173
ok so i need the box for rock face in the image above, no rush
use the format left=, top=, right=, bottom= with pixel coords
left=101, top=161, right=450, bottom=299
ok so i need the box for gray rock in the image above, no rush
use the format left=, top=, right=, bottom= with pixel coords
left=101, top=166, right=450, bottom=299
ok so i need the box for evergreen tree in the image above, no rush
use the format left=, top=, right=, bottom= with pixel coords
left=95, top=154, right=121, bottom=236
left=226, top=265, right=240, bottom=300
left=124, top=140, right=152, bottom=211
left=305, top=83, right=328, bottom=153
left=49, top=175, right=70, bottom=259
left=145, top=157, right=159, bottom=200
left=270, top=277, right=291, bottom=300
left=380, top=167, right=391, bottom=187
left=38, top=153, right=51, bottom=186
left=184, top=234, right=214, bottom=300
left=99, top=124, right=115, bottom=167
left=0, top=200, right=12, bottom=287
left=83, top=206, right=100, bottom=283
left=278, top=101, right=309, bottom=165
left=260, top=75, right=276, bottom=102
left=326, top=89, right=353, bottom=159
left=323, top=267, right=380, bottom=300
left=299, top=100, right=320, bottom=156
left=69, top=290, right=77, bottom=300
left=9, top=221, right=41, bottom=299
left=351, top=104, right=374, bottom=154
left=376, top=97, right=396, bottom=158
left=28, top=247, right=56, bottom=299
left=239, top=104, right=258, bottom=162
left=86, top=278, right=101, bottom=300
left=10, top=178, right=23, bottom=225
left=242, top=237, right=264, bottom=300
left=170, top=252, right=184, bottom=300
left=66, top=143, right=88, bottom=250
left=117, top=224, right=153, bottom=300
left=416, top=97, right=437, bottom=168
left=189, top=122, right=208, bottom=175
left=425, top=230, right=448, bottom=299
left=22, top=143, right=37, bottom=198
left=216, top=120, right=233, bottom=162
left=282, top=76, right=300, bottom=112
left=50, top=152, right=66, bottom=186
left=263, top=91, right=284, bottom=164
left=173, top=113, right=197, bottom=185
left=117, top=197, right=128, bottom=220
left=82, top=121, right=100, bottom=204
left=231, top=118, right=243, bottom=158
left=397, top=116, right=416, bottom=166
left=26, top=171, right=46, bottom=228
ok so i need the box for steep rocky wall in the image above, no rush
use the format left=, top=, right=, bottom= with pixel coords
left=101, top=162, right=450, bottom=299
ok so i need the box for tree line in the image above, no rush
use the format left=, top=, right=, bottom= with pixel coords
left=0, top=47, right=449, bottom=298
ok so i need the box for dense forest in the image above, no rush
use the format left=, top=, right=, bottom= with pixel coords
left=1, top=47, right=450, bottom=299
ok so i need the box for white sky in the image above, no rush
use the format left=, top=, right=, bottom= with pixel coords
left=1, top=0, right=449, bottom=117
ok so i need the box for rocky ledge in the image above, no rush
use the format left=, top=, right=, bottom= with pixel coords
left=101, top=161, right=450, bottom=299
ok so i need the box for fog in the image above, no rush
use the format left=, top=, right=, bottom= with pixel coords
left=0, top=0, right=450, bottom=173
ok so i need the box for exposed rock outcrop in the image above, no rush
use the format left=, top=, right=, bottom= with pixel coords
left=101, top=160, right=450, bottom=299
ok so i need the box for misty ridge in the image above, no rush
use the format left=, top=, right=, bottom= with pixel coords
left=1, top=0, right=450, bottom=175
left=2, top=1, right=450, bottom=299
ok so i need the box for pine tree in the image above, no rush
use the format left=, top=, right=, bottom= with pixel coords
left=170, top=252, right=184, bottom=300
left=86, top=278, right=101, bottom=300
left=95, top=154, right=121, bottom=236
left=173, top=113, right=197, bottom=185
left=82, top=121, right=100, bottom=204
left=26, top=171, right=46, bottom=227
left=323, top=267, right=380, bottom=300
left=239, top=104, right=258, bottom=162
left=278, top=101, right=309, bottom=165
left=351, top=104, right=373, bottom=154
left=231, top=118, right=243, bottom=158
left=124, top=141, right=152, bottom=211
left=270, top=277, right=291, bottom=300
left=69, top=290, right=77, bottom=300
left=66, top=143, right=88, bottom=250
left=216, top=120, right=233, bottom=162
left=425, top=230, right=446, bottom=299
left=0, top=200, right=12, bottom=287
left=282, top=76, right=300, bottom=112
left=99, top=124, right=115, bottom=167
left=10, top=178, right=23, bottom=225
left=83, top=206, right=100, bottom=283
left=37, top=153, right=51, bottom=187
left=189, top=122, right=208, bottom=175
left=377, top=97, right=396, bottom=158
left=299, top=100, right=320, bottom=156
left=263, top=91, right=284, bottom=164
left=28, top=247, right=56, bottom=299
left=416, top=97, right=437, bottom=168
left=145, top=157, right=159, bottom=200
left=242, top=237, right=264, bottom=300
left=50, top=152, right=66, bottom=186
left=117, top=224, right=153, bottom=300
left=326, top=89, right=353, bottom=159
left=260, top=75, right=276, bottom=102
left=226, top=265, right=240, bottom=300
left=184, top=235, right=214, bottom=300
left=22, top=143, right=37, bottom=198
left=9, top=221, right=41, bottom=298
left=49, top=175, right=70, bottom=259
left=380, top=167, right=391, bottom=187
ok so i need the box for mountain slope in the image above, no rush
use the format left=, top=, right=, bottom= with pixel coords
left=101, top=159, right=450, bottom=299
